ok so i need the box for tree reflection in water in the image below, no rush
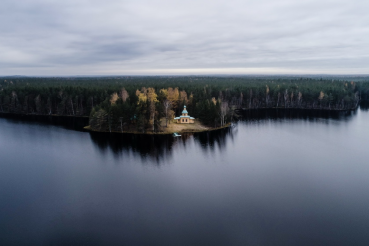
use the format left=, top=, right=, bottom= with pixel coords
left=194, top=127, right=235, bottom=155
left=89, top=133, right=174, bottom=165
left=359, top=101, right=369, bottom=111
left=239, top=107, right=356, bottom=125
left=89, top=128, right=235, bottom=165
left=88, top=106, right=362, bottom=165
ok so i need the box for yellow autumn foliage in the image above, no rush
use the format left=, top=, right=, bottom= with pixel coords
left=110, top=92, right=119, bottom=105
left=160, top=89, right=168, bottom=98
left=136, top=87, right=158, bottom=104
left=167, top=87, right=179, bottom=108
left=146, top=87, right=158, bottom=102
left=319, top=91, right=325, bottom=100
left=136, top=89, right=147, bottom=103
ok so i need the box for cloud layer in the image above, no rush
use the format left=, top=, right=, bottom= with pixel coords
left=1, top=0, right=368, bottom=75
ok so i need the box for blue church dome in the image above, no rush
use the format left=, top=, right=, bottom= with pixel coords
left=182, top=105, right=188, bottom=114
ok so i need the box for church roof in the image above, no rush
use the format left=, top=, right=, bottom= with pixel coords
left=174, top=116, right=195, bottom=119
left=182, top=105, right=188, bottom=114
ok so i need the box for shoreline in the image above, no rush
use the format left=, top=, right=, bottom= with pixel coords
left=234, top=105, right=359, bottom=112
left=0, top=112, right=89, bottom=117
left=83, top=122, right=232, bottom=135
left=0, top=102, right=362, bottom=135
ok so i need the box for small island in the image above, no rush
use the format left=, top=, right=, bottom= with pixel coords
left=85, top=105, right=231, bottom=134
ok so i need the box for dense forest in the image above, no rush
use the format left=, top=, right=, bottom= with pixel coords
left=1, top=76, right=369, bottom=133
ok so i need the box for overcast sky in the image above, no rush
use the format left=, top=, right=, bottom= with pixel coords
left=0, top=0, right=368, bottom=75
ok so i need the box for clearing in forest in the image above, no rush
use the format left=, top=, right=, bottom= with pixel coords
left=161, top=118, right=209, bottom=133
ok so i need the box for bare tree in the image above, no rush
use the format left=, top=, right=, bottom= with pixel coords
left=35, top=95, right=42, bottom=114
left=298, top=92, right=302, bottom=107
left=239, top=92, right=243, bottom=108
left=10, top=91, right=19, bottom=113
left=120, top=88, right=129, bottom=102
left=219, top=101, right=229, bottom=127
left=290, top=91, right=294, bottom=107
left=355, top=91, right=360, bottom=108
left=46, top=97, right=52, bottom=115
left=150, top=100, right=155, bottom=132
left=318, top=91, right=324, bottom=108
left=163, top=99, right=172, bottom=127
left=284, top=89, right=289, bottom=108
left=119, top=117, right=123, bottom=133
left=249, top=89, right=252, bottom=108
left=70, top=97, right=75, bottom=115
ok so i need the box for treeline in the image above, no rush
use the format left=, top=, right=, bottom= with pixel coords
left=0, top=76, right=368, bottom=133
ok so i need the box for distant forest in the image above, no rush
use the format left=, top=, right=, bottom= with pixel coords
left=1, top=76, right=369, bottom=132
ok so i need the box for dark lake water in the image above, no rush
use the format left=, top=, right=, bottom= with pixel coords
left=1, top=105, right=369, bottom=246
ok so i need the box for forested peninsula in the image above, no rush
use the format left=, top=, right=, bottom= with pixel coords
left=1, top=76, right=368, bottom=134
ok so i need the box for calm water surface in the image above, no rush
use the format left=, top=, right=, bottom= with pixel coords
left=1, top=107, right=369, bottom=246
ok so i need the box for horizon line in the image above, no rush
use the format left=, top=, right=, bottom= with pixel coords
left=1, top=74, right=369, bottom=78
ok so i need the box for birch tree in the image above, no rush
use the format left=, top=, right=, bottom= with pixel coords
left=163, top=99, right=172, bottom=127
left=219, top=101, right=229, bottom=127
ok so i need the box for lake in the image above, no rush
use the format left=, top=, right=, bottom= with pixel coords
left=1, top=105, right=369, bottom=246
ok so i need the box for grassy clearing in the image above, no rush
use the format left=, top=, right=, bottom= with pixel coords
left=161, top=119, right=209, bottom=133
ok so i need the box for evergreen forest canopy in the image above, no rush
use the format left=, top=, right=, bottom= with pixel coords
left=1, top=75, right=369, bottom=133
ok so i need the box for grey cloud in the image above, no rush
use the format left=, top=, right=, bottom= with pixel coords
left=0, top=0, right=368, bottom=75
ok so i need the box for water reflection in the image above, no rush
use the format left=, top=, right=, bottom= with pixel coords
left=359, top=101, right=369, bottom=111
left=89, top=133, right=175, bottom=165
left=194, top=127, right=235, bottom=154
left=0, top=113, right=89, bottom=131
left=2, top=106, right=360, bottom=167
left=239, top=108, right=357, bottom=123
left=2, top=104, right=369, bottom=246
left=88, top=106, right=361, bottom=165
left=89, top=129, right=234, bottom=165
